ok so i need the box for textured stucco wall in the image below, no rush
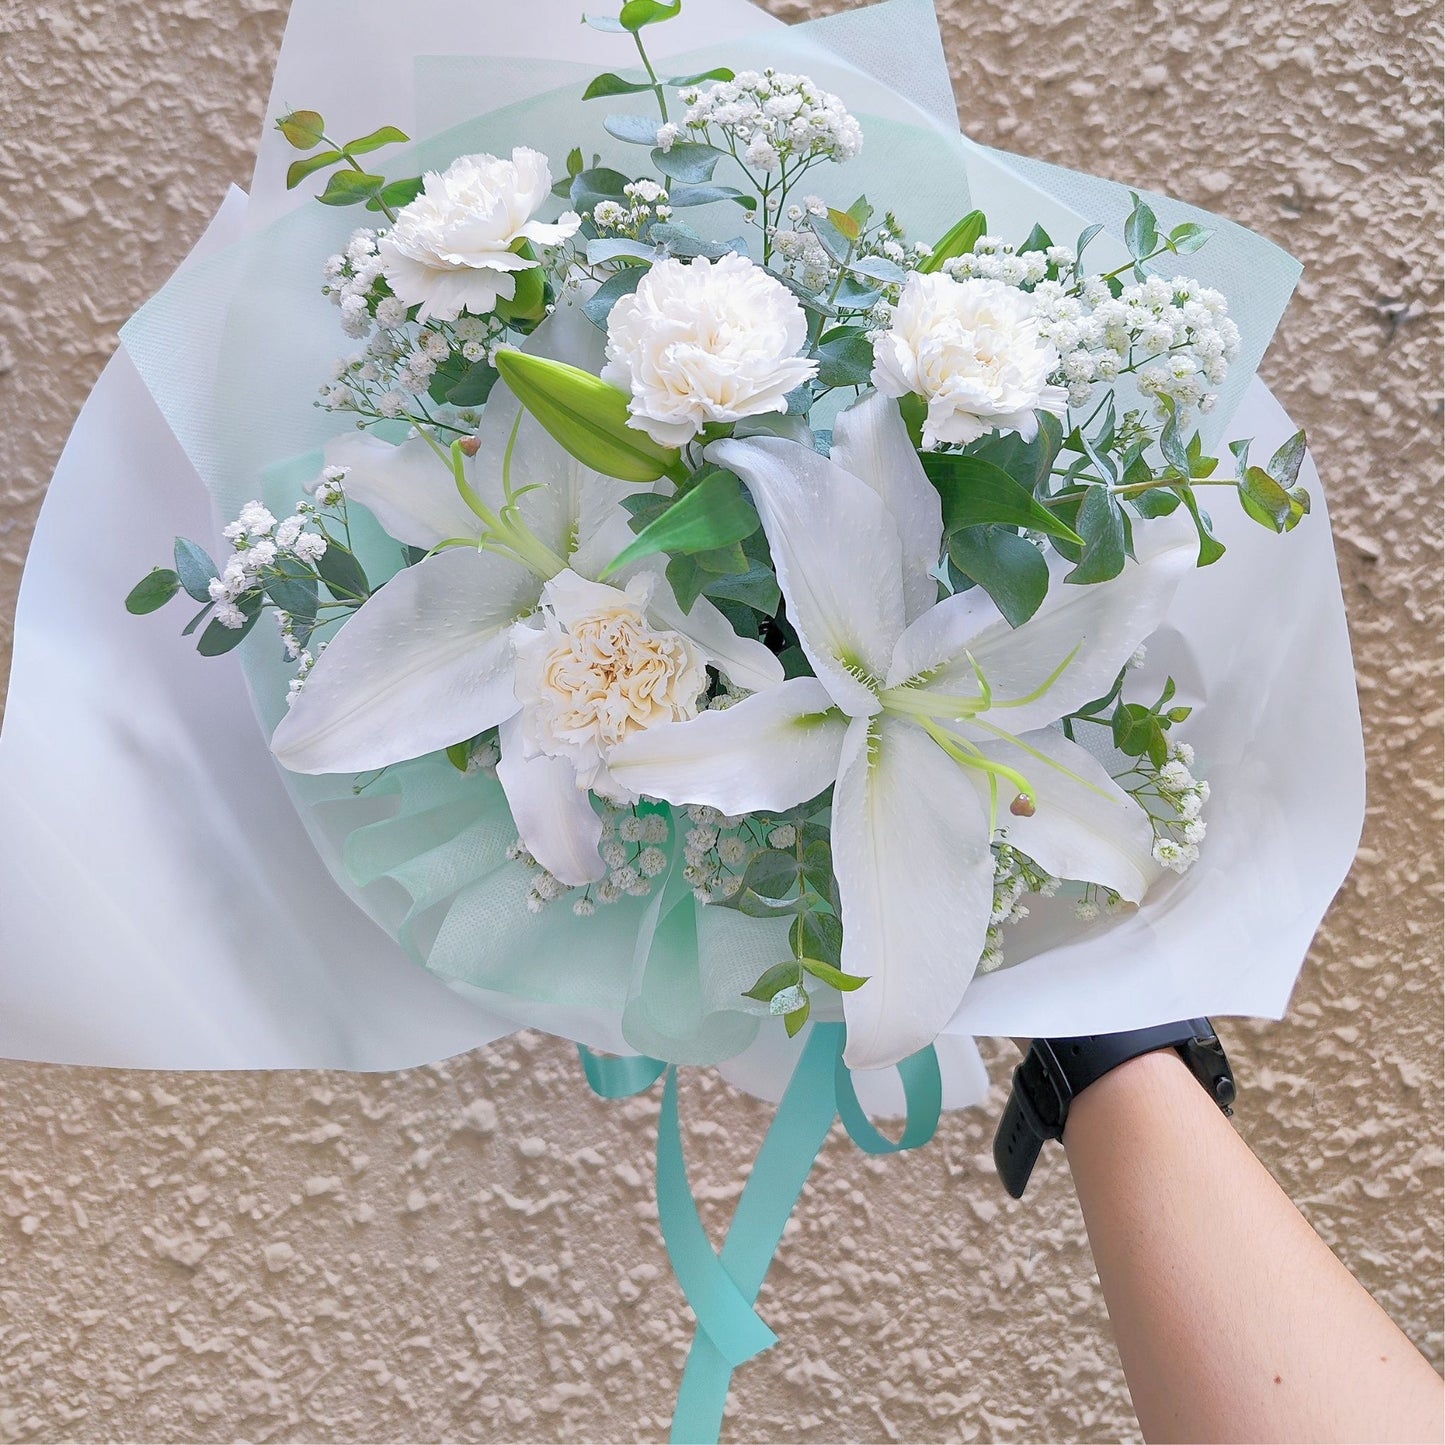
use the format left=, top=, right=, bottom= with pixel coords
left=0, top=0, right=1440, bottom=1440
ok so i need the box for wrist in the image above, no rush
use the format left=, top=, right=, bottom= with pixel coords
left=1062, top=1045, right=1193, bottom=1149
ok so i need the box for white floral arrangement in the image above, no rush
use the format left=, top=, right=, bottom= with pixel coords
left=127, top=7, right=1309, bottom=1076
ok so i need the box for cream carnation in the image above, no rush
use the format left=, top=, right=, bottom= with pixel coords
left=871, top=273, right=1069, bottom=448
left=376, top=148, right=580, bottom=323
left=602, top=254, right=818, bottom=447
left=511, top=571, right=709, bottom=797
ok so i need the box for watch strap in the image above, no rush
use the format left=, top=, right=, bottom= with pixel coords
left=994, top=1018, right=1234, bottom=1199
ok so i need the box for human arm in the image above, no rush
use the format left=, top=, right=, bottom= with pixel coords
left=1062, top=1046, right=1444, bottom=1443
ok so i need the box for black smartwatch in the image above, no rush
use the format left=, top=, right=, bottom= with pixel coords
left=993, top=1018, right=1236, bottom=1199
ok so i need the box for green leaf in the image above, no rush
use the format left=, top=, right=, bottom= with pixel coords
left=445, top=359, right=500, bottom=408
left=783, top=994, right=811, bottom=1037
left=921, top=453, right=1083, bottom=545
left=342, top=124, right=409, bottom=156
left=371, top=176, right=424, bottom=212
left=1267, top=428, right=1307, bottom=490
left=620, top=0, right=681, bottom=29
left=173, top=538, right=219, bottom=602
left=948, top=526, right=1049, bottom=626
left=1065, top=486, right=1127, bottom=584
left=1074, top=222, right=1105, bottom=266
left=647, top=221, right=742, bottom=259
left=793, top=907, right=843, bottom=966
left=814, top=328, right=874, bottom=388
left=495, top=259, right=547, bottom=324
left=566, top=147, right=585, bottom=178
left=316, top=170, right=385, bottom=207
left=744, top=848, right=802, bottom=900
left=1158, top=397, right=1191, bottom=474
left=446, top=742, right=472, bottom=772
left=1124, top=191, right=1160, bottom=260
left=827, top=207, right=862, bottom=243
left=846, top=254, right=906, bottom=286
left=701, top=560, right=780, bottom=615
left=1238, top=465, right=1292, bottom=532
left=493, top=349, right=680, bottom=482
left=667, top=66, right=734, bottom=86
left=742, top=959, right=803, bottom=1004
left=570, top=165, right=632, bottom=211
left=1112, top=701, right=1162, bottom=760
left=1130, top=484, right=1182, bottom=518
left=1176, top=484, right=1227, bottom=566
left=581, top=72, right=656, bottom=100
left=285, top=149, right=344, bottom=189
left=196, top=594, right=262, bottom=657
left=276, top=110, right=325, bottom=149
left=666, top=183, right=756, bottom=210
left=966, top=413, right=1063, bottom=495
left=315, top=543, right=370, bottom=601
left=602, top=468, right=759, bottom=577
left=180, top=602, right=215, bottom=637
left=1283, top=485, right=1310, bottom=532
left=920, top=208, right=986, bottom=274
left=582, top=11, right=627, bottom=31
left=125, top=567, right=182, bottom=615
left=807, top=211, right=854, bottom=263
left=583, top=267, right=646, bottom=328
left=266, top=576, right=318, bottom=621
left=651, top=141, right=724, bottom=183
left=1168, top=221, right=1213, bottom=255
left=800, top=957, right=867, bottom=992
left=1020, top=222, right=1053, bottom=254
left=604, top=113, right=664, bottom=145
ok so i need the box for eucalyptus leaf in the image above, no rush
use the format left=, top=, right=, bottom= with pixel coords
left=667, top=67, right=735, bottom=86
left=276, top=110, right=325, bottom=149
left=1177, top=484, right=1227, bottom=566
left=1238, top=465, right=1292, bottom=532
left=316, top=170, right=385, bottom=207
left=620, top=0, right=681, bottom=29
left=125, top=567, right=181, bottom=615
left=604, top=113, right=664, bottom=145
left=582, top=267, right=645, bottom=328
left=196, top=594, right=262, bottom=657
left=1168, top=221, right=1213, bottom=255
left=1124, top=191, right=1160, bottom=260
left=316, top=543, right=370, bottom=601
left=266, top=576, right=318, bottom=621
left=173, top=537, right=219, bottom=602
left=666, top=183, right=756, bottom=211
left=285, top=150, right=343, bottom=189
left=845, top=253, right=905, bottom=286
left=651, top=141, right=725, bottom=184
left=815, top=328, right=874, bottom=388
left=372, top=176, right=424, bottom=212
left=586, top=237, right=657, bottom=265
left=581, top=72, right=655, bottom=100
left=343, top=125, right=409, bottom=156
left=1267, top=428, right=1307, bottom=489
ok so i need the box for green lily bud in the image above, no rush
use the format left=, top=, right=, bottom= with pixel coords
left=493, top=350, right=682, bottom=483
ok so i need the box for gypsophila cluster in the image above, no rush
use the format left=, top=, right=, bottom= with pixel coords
left=592, top=180, right=673, bottom=237
left=211, top=498, right=330, bottom=630
left=667, top=69, right=862, bottom=174
left=512, top=805, right=672, bottom=914
left=977, top=842, right=1062, bottom=974
left=320, top=230, right=508, bottom=425
left=1115, top=738, right=1210, bottom=875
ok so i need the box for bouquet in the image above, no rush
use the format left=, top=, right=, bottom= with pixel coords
left=0, top=0, right=1365, bottom=1437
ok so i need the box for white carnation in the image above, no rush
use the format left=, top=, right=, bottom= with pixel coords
left=602, top=254, right=818, bottom=447
left=871, top=273, right=1069, bottom=449
left=376, top=148, right=581, bottom=323
left=511, top=570, right=710, bottom=798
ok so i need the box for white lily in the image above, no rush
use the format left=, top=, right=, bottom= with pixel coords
left=270, top=300, right=782, bottom=886
left=609, top=390, right=1195, bottom=1069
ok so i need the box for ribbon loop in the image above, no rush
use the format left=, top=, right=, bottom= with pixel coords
left=576, top=1044, right=667, bottom=1099
left=834, top=1043, right=943, bottom=1155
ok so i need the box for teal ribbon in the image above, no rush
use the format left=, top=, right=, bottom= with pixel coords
left=576, top=1024, right=943, bottom=1444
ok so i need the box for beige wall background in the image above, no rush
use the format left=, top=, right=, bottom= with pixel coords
left=0, top=0, right=1440, bottom=1439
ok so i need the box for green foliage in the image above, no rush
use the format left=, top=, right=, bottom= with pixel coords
left=651, top=142, right=724, bottom=183
left=315, top=542, right=370, bottom=602
left=814, top=327, right=874, bottom=388
left=1124, top=191, right=1161, bottom=263
left=581, top=72, right=657, bottom=100
left=125, top=567, right=181, bottom=615
left=948, top=525, right=1050, bottom=626
left=922, top=452, right=1083, bottom=545
left=173, top=538, right=219, bottom=602
left=343, top=125, right=409, bottom=156
left=276, top=110, right=326, bottom=149
left=196, top=593, right=262, bottom=657
left=1065, top=485, right=1128, bottom=584
left=583, top=268, right=647, bottom=328
left=1110, top=677, right=1190, bottom=768
left=316, top=170, right=387, bottom=208
left=601, top=467, right=761, bottom=578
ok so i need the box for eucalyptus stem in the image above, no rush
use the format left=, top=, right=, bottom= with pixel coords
left=632, top=31, right=668, bottom=122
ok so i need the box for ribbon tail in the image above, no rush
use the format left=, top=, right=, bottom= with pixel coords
left=669, top=1022, right=844, bottom=1444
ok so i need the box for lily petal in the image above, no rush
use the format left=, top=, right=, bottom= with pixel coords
left=606, top=676, right=848, bottom=816
left=831, top=391, right=944, bottom=623
left=475, top=296, right=631, bottom=565
left=496, top=713, right=606, bottom=886
left=643, top=577, right=785, bottom=694
left=708, top=435, right=906, bottom=718
left=832, top=714, right=995, bottom=1071
left=270, top=547, right=537, bottom=774
left=887, top=523, right=1195, bottom=732
left=963, top=726, right=1157, bottom=901
left=322, top=432, right=481, bottom=550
